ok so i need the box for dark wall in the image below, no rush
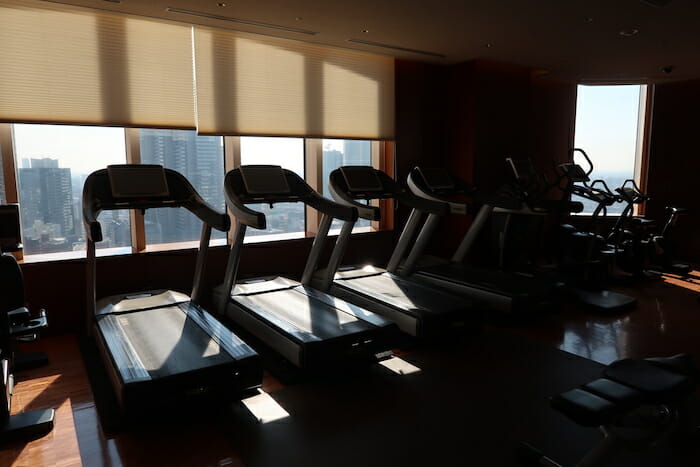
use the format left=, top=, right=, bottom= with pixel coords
left=647, top=80, right=700, bottom=262
left=396, top=58, right=576, bottom=259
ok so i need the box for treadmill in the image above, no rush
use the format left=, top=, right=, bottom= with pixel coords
left=402, top=167, right=556, bottom=319
left=83, top=165, right=262, bottom=415
left=219, top=165, right=399, bottom=369
left=310, top=166, right=481, bottom=338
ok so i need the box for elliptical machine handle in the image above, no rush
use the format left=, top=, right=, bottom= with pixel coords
left=571, top=148, right=594, bottom=177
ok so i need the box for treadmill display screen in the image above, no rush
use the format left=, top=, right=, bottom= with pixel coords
left=417, top=167, right=454, bottom=190
left=340, top=166, right=383, bottom=192
left=0, top=205, right=21, bottom=251
left=108, top=165, right=169, bottom=198
left=240, top=166, right=290, bottom=195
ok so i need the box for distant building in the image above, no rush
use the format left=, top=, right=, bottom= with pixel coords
left=140, top=129, right=225, bottom=243
left=18, top=158, right=74, bottom=251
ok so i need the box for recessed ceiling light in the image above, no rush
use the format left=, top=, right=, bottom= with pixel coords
left=619, top=28, right=639, bottom=37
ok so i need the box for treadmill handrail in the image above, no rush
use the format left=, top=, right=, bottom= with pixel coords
left=82, top=166, right=229, bottom=242
left=224, top=167, right=358, bottom=229
left=329, top=167, right=448, bottom=220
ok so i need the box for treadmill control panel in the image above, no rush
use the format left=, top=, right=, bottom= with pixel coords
left=108, top=165, right=170, bottom=199
left=417, top=167, right=455, bottom=191
left=240, top=165, right=291, bottom=195
left=340, top=166, right=383, bottom=193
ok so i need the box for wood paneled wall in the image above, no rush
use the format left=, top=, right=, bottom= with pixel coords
left=395, top=58, right=576, bottom=260
left=646, top=79, right=700, bottom=262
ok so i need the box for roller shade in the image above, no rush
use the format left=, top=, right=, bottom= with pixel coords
left=0, top=0, right=195, bottom=128
left=194, top=27, right=395, bottom=140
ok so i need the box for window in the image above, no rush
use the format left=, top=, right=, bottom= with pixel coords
left=573, top=85, right=647, bottom=215
left=240, top=137, right=306, bottom=239
left=0, top=123, right=391, bottom=261
left=322, top=139, right=372, bottom=231
left=139, top=129, right=226, bottom=244
left=12, top=124, right=130, bottom=255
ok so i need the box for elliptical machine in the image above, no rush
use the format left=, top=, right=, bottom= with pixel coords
left=0, top=205, right=55, bottom=442
left=609, top=179, right=691, bottom=276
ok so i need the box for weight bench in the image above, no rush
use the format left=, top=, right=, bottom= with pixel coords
left=520, top=354, right=698, bottom=466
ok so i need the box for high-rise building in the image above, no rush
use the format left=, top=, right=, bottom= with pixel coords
left=140, top=129, right=225, bottom=243
left=342, top=141, right=371, bottom=165
left=18, top=158, right=74, bottom=251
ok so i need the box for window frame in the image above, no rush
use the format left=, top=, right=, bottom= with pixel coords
left=571, top=83, right=653, bottom=217
left=0, top=123, right=394, bottom=262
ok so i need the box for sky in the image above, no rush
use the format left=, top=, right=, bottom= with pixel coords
left=12, top=124, right=347, bottom=177
left=573, top=84, right=644, bottom=176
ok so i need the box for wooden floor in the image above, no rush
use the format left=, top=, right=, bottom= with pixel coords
left=1, top=270, right=699, bottom=466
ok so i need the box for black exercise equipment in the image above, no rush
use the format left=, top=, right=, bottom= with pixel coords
left=0, top=205, right=54, bottom=442
left=402, top=166, right=556, bottom=321
left=311, top=166, right=481, bottom=338
left=610, top=178, right=691, bottom=276
left=219, top=165, right=399, bottom=369
left=505, top=156, right=637, bottom=313
left=83, top=165, right=262, bottom=416
left=520, top=354, right=698, bottom=466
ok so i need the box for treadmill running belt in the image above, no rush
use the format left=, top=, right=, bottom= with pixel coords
left=233, top=287, right=380, bottom=342
left=421, top=263, right=554, bottom=294
left=99, top=306, right=233, bottom=382
left=337, top=273, right=466, bottom=315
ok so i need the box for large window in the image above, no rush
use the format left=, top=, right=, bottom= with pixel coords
left=12, top=124, right=130, bottom=255
left=0, top=124, right=389, bottom=261
left=322, top=139, right=372, bottom=231
left=573, top=85, right=647, bottom=214
left=240, top=137, right=306, bottom=239
left=139, top=129, right=226, bottom=244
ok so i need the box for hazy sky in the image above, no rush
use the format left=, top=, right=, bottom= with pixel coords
left=573, top=84, right=643, bottom=175
left=13, top=124, right=346, bottom=177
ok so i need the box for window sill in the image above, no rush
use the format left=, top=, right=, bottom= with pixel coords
left=21, top=246, right=132, bottom=264
left=18, top=226, right=390, bottom=263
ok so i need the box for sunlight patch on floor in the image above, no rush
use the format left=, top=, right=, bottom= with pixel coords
left=379, top=356, right=422, bottom=375
left=242, top=389, right=290, bottom=423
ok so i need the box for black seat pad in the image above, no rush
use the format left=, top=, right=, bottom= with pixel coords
left=550, top=388, right=620, bottom=427
left=604, top=359, right=692, bottom=402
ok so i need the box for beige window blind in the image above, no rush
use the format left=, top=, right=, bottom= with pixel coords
left=194, top=27, right=395, bottom=140
left=0, top=0, right=196, bottom=128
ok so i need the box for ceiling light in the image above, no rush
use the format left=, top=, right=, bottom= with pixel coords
left=347, top=38, right=446, bottom=58
left=619, top=28, right=639, bottom=37
left=217, top=2, right=227, bottom=6
left=362, top=29, right=369, bottom=34
left=166, top=8, right=319, bottom=35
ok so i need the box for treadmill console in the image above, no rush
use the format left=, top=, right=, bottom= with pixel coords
left=416, top=167, right=455, bottom=191
left=108, top=165, right=170, bottom=199
left=0, top=204, right=22, bottom=252
left=340, top=166, right=383, bottom=193
left=240, top=165, right=291, bottom=195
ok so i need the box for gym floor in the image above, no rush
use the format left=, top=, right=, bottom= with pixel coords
left=1, top=270, right=699, bottom=466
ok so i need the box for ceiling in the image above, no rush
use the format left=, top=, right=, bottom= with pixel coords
left=49, top=0, right=700, bottom=82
